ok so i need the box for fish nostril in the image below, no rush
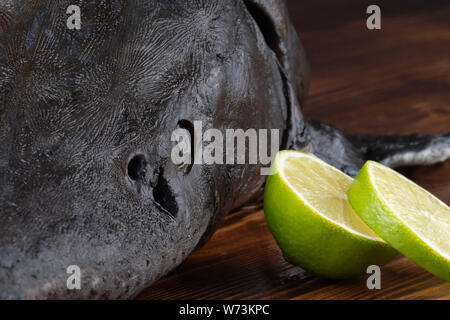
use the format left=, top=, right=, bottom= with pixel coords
left=153, top=167, right=178, bottom=219
left=127, top=154, right=147, bottom=181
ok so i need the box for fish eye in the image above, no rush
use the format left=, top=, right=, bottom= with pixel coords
left=127, top=154, right=147, bottom=181
left=176, top=120, right=195, bottom=174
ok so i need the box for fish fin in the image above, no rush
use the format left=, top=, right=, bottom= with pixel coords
left=305, top=120, right=450, bottom=176
left=305, top=120, right=365, bottom=177
left=347, top=131, right=450, bottom=168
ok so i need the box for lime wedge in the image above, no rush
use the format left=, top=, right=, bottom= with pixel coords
left=348, top=161, right=450, bottom=281
left=264, top=151, right=397, bottom=279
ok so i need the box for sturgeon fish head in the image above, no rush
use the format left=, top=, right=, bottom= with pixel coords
left=0, top=0, right=309, bottom=299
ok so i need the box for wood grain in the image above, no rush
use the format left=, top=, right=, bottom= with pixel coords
left=137, top=0, right=450, bottom=300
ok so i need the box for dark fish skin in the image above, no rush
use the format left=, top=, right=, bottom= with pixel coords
left=0, top=0, right=448, bottom=299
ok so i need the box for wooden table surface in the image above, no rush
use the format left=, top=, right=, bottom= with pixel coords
left=137, top=0, right=450, bottom=300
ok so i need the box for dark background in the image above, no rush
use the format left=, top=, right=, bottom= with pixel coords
left=291, top=0, right=450, bottom=205
left=137, top=0, right=450, bottom=299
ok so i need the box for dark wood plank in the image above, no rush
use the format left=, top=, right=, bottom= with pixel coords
left=138, top=206, right=450, bottom=300
left=137, top=0, right=450, bottom=300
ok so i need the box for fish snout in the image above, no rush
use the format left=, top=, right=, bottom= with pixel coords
left=0, top=115, right=217, bottom=299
